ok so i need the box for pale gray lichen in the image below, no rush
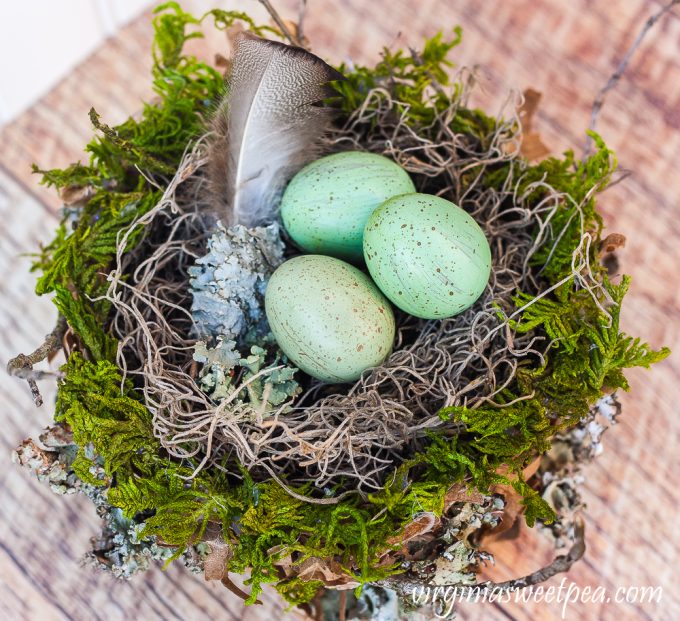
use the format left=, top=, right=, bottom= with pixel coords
left=12, top=424, right=80, bottom=495
left=14, top=423, right=206, bottom=579
left=443, top=496, right=504, bottom=544
left=321, top=587, right=402, bottom=621
left=189, top=222, right=285, bottom=343
left=189, top=223, right=300, bottom=409
left=238, top=345, right=300, bottom=408
left=538, top=394, right=621, bottom=549
left=322, top=586, right=442, bottom=621
left=193, top=339, right=300, bottom=411
left=324, top=498, right=504, bottom=620
left=193, top=337, right=242, bottom=401
left=83, top=487, right=176, bottom=579
left=404, top=495, right=504, bottom=588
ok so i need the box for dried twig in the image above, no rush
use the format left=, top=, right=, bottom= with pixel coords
left=338, top=590, right=347, bottom=621
left=297, top=0, right=308, bottom=42
left=7, top=316, right=67, bottom=406
left=585, top=0, right=680, bottom=155
left=9, top=367, right=64, bottom=382
left=257, top=0, right=302, bottom=46
left=312, top=590, right=324, bottom=621
left=220, top=574, right=262, bottom=605
left=378, top=515, right=586, bottom=598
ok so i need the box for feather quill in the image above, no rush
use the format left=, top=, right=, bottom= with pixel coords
left=208, top=32, right=343, bottom=228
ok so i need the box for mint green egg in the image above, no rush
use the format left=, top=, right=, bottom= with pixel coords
left=280, top=151, right=415, bottom=263
left=265, top=255, right=395, bottom=383
left=363, top=194, right=491, bottom=319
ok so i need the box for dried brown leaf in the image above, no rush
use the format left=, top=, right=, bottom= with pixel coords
left=599, top=233, right=627, bottom=255
left=519, top=88, right=542, bottom=133
left=518, top=88, right=550, bottom=161
left=521, top=133, right=551, bottom=161
left=486, top=483, right=524, bottom=540
left=59, top=185, right=94, bottom=206
left=444, top=483, right=484, bottom=512
left=386, top=512, right=438, bottom=546
left=214, top=53, right=231, bottom=76
left=295, top=557, right=360, bottom=589
left=39, top=423, right=73, bottom=448
left=203, top=540, right=232, bottom=581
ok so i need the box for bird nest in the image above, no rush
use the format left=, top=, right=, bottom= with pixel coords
left=106, top=81, right=596, bottom=495
left=9, top=3, right=668, bottom=616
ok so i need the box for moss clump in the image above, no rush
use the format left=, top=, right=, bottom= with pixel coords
left=26, top=2, right=668, bottom=606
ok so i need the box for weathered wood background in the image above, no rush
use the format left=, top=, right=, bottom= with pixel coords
left=1, top=1, right=678, bottom=619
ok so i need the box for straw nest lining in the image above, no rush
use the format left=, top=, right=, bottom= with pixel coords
left=103, top=74, right=604, bottom=497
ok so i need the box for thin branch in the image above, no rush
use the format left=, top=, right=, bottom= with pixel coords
left=220, top=574, right=262, bottom=605
left=312, top=590, right=325, bottom=621
left=7, top=316, right=67, bottom=406
left=585, top=0, right=680, bottom=155
left=338, top=590, right=347, bottom=621
left=378, top=515, right=586, bottom=598
left=297, top=0, right=308, bottom=42
left=9, top=367, right=64, bottom=381
left=257, top=0, right=302, bottom=46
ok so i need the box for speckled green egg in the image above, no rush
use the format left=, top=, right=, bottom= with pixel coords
left=363, top=193, right=491, bottom=319
left=265, top=255, right=395, bottom=383
left=280, top=151, right=416, bottom=263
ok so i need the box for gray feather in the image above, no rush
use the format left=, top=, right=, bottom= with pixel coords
left=208, top=32, right=343, bottom=228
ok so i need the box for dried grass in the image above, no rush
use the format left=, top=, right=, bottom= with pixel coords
left=102, top=75, right=604, bottom=498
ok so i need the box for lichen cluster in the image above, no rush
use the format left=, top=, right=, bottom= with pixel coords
left=189, top=222, right=300, bottom=407
left=12, top=424, right=182, bottom=578
left=189, top=223, right=284, bottom=343
left=17, top=1, right=668, bottom=607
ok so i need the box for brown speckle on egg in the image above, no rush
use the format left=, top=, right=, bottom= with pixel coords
left=265, top=255, right=396, bottom=383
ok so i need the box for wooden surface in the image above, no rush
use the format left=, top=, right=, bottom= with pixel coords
left=1, top=1, right=678, bottom=620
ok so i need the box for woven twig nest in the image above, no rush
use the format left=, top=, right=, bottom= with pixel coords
left=8, top=4, right=668, bottom=619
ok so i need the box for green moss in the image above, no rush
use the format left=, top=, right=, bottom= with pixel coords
left=275, top=578, right=325, bottom=608
left=29, top=3, right=669, bottom=606
left=334, top=26, right=498, bottom=145
left=335, top=28, right=460, bottom=122
left=524, top=276, right=670, bottom=399
left=521, top=132, right=616, bottom=284
left=55, top=353, right=155, bottom=485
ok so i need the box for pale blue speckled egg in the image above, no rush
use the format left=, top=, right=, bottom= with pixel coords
left=280, top=151, right=415, bottom=263
left=363, top=194, right=491, bottom=319
left=265, top=255, right=396, bottom=383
